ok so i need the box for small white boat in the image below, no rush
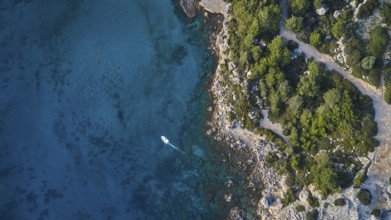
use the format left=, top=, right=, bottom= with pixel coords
left=161, top=136, right=169, bottom=144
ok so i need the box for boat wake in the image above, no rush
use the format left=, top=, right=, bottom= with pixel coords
left=161, top=136, right=182, bottom=152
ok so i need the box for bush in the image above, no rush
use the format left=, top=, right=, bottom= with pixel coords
left=357, top=189, right=372, bottom=205
left=307, top=193, right=319, bottom=208
left=357, top=0, right=379, bottom=19
left=368, top=70, right=381, bottom=87
left=296, top=205, right=305, bottom=212
left=381, top=3, right=391, bottom=26
left=385, top=88, right=391, bottom=104
left=334, top=198, right=346, bottom=206
left=371, top=209, right=381, bottom=217
left=282, top=188, right=297, bottom=206
left=306, top=209, right=319, bottom=220
left=360, top=56, right=376, bottom=70
left=354, top=173, right=367, bottom=188
left=368, top=27, right=390, bottom=58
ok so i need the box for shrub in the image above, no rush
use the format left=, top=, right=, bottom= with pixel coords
left=296, top=205, right=305, bottom=212
left=385, top=88, right=391, bottom=104
left=368, top=70, right=381, bottom=88
left=282, top=188, right=297, bottom=206
left=334, top=198, right=346, bottom=206
left=307, top=194, right=319, bottom=208
left=381, top=3, right=391, bottom=26
left=371, top=209, right=381, bottom=217
left=368, top=27, right=390, bottom=58
left=354, top=173, right=367, bottom=188
left=360, top=56, right=376, bottom=70
left=332, top=20, right=346, bottom=38
left=306, top=209, right=319, bottom=220
left=357, top=189, right=372, bottom=205
left=357, top=0, right=379, bottom=19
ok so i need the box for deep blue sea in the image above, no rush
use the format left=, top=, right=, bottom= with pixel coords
left=0, top=0, right=259, bottom=219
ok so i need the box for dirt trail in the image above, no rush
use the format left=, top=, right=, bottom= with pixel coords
left=259, top=110, right=290, bottom=144
left=279, top=0, right=391, bottom=176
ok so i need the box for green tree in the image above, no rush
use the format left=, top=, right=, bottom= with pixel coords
left=285, top=16, right=304, bottom=32
left=258, top=4, right=281, bottom=34
left=368, top=26, right=390, bottom=58
left=309, top=32, right=321, bottom=47
left=298, top=74, right=318, bottom=97
left=332, top=20, right=346, bottom=38
left=287, top=95, right=304, bottom=117
left=381, top=3, right=391, bottom=26
left=311, top=154, right=340, bottom=196
left=314, top=0, right=323, bottom=9
left=290, top=0, right=311, bottom=14
left=267, top=37, right=291, bottom=67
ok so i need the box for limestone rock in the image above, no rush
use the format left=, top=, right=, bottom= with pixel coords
left=316, top=4, right=329, bottom=16
left=299, top=190, right=309, bottom=204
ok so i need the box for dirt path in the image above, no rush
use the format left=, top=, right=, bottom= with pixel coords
left=259, top=110, right=290, bottom=144
left=279, top=0, right=391, bottom=176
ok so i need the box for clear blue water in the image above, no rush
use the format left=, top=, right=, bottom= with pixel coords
left=0, top=0, right=260, bottom=219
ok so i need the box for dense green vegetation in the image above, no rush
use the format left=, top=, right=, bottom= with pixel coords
left=285, top=0, right=391, bottom=103
left=223, top=0, right=379, bottom=206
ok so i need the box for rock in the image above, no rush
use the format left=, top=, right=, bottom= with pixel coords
left=299, top=190, right=309, bottom=204
left=224, top=193, right=233, bottom=202
left=260, top=196, right=272, bottom=208
left=316, top=4, right=329, bottom=16
left=294, top=48, right=302, bottom=55
left=228, top=61, right=237, bottom=71
left=334, top=10, right=341, bottom=19
left=227, top=207, right=245, bottom=220
left=246, top=70, right=254, bottom=79
left=227, top=179, right=234, bottom=188
left=233, top=92, right=238, bottom=101
left=179, top=0, right=199, bottom=18
left=248, top=111, right=256, bottom=120
left=350, top=0, right=357, bottom=8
